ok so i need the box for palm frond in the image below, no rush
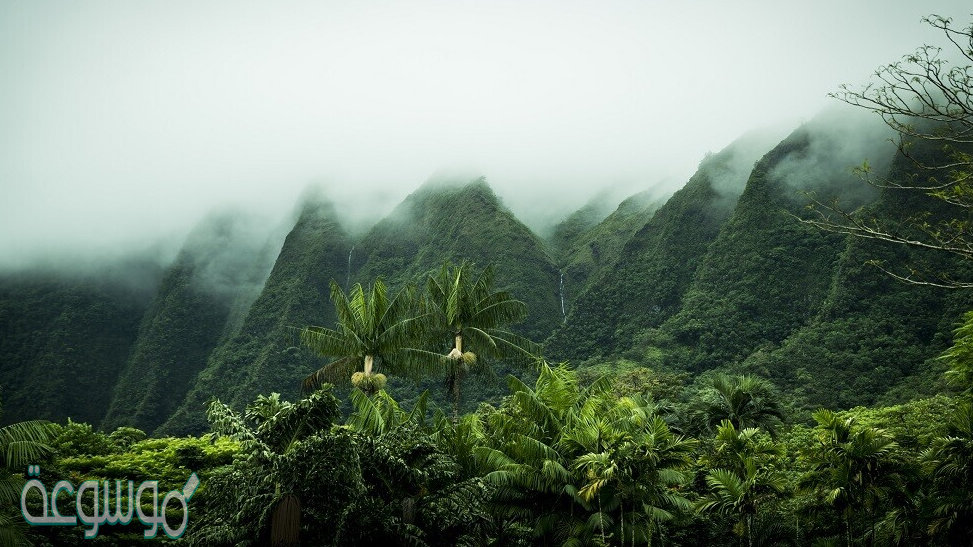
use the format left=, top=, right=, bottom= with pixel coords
left=302, top=356, right=356, bottom=393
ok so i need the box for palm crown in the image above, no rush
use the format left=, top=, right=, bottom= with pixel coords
left=421, top=261, right=541, bottom=420
left=300, top=279, right=429, bottom=394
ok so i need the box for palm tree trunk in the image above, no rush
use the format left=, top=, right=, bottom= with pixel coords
left=451, top=334, right=463, bottom=425
left=747, top=514, right=753, bottom=547
left=452, top=377, right=461, bottom=426
left=620, top=503, right=624, bottom=547
left=598, top=495, right=606, bottom=545
left=846, top=513, right=851, bottom=547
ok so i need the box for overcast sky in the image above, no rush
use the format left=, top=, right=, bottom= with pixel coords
left=1, top=1, right=971, bottom=267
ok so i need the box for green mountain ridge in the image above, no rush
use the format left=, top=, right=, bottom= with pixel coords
left=545, top=130, right=780, bottom=361
left=351, top=177, right=561, bottom=342
left=100, top=210, right=279, bottom=432
left=158, top=196, right=352, bottom=435
left=551, top=187, right=666, bottom=317
left=2, top=119, right=970, bottom=431
left=0, top=262, right=162, bottom=425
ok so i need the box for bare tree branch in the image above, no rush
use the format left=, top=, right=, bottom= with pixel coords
left=806, top=14, right=973, bottom=288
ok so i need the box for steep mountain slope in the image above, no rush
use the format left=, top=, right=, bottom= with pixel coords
left=545, top=131, right=778, bottom=361
left=0, top=261, right=162, bottom=425
left=660, top=116, right=892, bottom=376
left=734, top=137, right=973, bottom=410
left=100, top=211, right=278, bottom=432
left=545, top=194, right=616, bottom=263
left=159, top=196, right=352, bottom=435
left=554, top=188, right=665, bottom=317
left=352, top=177, right=561, bottom=342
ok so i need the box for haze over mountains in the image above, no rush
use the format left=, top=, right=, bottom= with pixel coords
left=1, top=110, right=967, bottom=433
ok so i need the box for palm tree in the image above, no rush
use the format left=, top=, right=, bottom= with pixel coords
left=697, top=420, right=787, bottom=547
left=800, top=409, right=903, bottom=547
left=201, top=388, right=342, bottom=546
left=574, top=409, right=697, bottom=547
left=693, top=374, right=786, bottom=436
left=300, top=279, right=428, bottom=394
left=921, top=402, right=973, bottom=543
left=0, top=394, right=55, bottom=547
left=697, top=458, right=787, bottom=547
left=421, top=261, right=541, bottom=423
left=476, top=363, right=695, bottom=546
left=474, top=364, right=600, bottom=543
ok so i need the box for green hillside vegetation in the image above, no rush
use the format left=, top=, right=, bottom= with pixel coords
left=662, top=124, right=859, bottom=373
left=545, top=131, right=777, bottom=361
left=0, top=262, right=161, bottom=425
left=544, top=192, right=616, bottom=263
left=553, top=188, right=665, bottom=317
left=159, top=196, right=352, bottom=435
left=659, top=123, right=971, bottom=413
left=101, top=211, right=278, bottom=433
left=352, top=177, right=561, bottom=343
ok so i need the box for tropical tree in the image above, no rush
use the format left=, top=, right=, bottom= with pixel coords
left=420, top=261, right=541, bottom=423
left=691, top=374, right=786, bottom=436
left=800, top=409, right=905, bottom=547
left=802, top=14, right=973, bottom=288
left=921, top=402, right=973, bottom=543
left=941, top=310, right=973, bottom=397
left=195, top=388, right=344, bottom=546
left=475, top=363, right=695, bottom=545
left=573, top=401, right=697, bottom=547
left=0, top=394, right=56, bottom=547
left=300, top=278, right=428, bottom=394
left=696, top=420, right=787, bottom=547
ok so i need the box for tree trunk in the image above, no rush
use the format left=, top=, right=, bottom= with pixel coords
left=452, top=376, right=461, bottom=426
left=746, top=514, right=753, bottom=547
left=598, top=495, right=606, bottom=545
left=270, top=494, right=300, bottom=547
left=620, top=503, right=624, bottom=547
left=451, top=334, right=463, bottom=426
left=846, top=514, right=852, bottom=547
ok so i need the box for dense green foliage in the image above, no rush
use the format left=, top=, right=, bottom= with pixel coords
left=550, top=189, right=663, bottom=318
left=160, top=196, right=352, bottom=435
left=352, top=178, right=561, bottom=343
left=0, top=263, right=161, bottom=425
left=10, top=350, right=971, bottom=546
left=102, top=211, right=277, bottom=432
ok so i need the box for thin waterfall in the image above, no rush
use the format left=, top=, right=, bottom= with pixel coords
left=346, top=245, right=355, bottom=291
left=559, top=270, right=566, bottom=323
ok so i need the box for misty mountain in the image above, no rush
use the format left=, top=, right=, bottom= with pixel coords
left=545, top=194, right=617, bottom=262
left=158, top=195, right=352, bottom=435
left=99, top=210, right=279, bottom=432
left=545, top=130, right=779, bottom=361
left=2, top=117, right=970, bottom=431
left=351, top=177, right=561, bottom=342
left=0, top=261, right=162, bottom=424
left=551, top=188, right=665, bottom=317
left=661, top=121, right=869, bottom=373
left=728, top=134, right=973, bottom=410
